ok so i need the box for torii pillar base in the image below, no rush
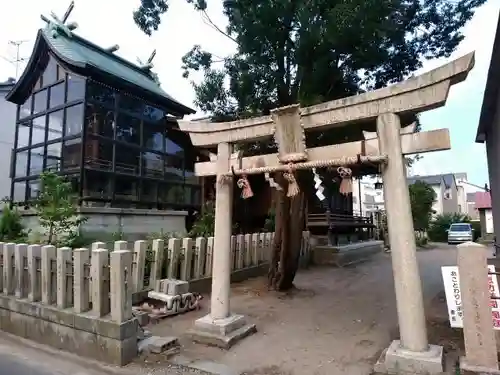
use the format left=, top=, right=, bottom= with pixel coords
left=187, top=314, right=257, bottom=349
left=374, top=340, right=444, bottom=375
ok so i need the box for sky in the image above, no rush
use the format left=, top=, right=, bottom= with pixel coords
left=0, top=0, right=498, bottom=192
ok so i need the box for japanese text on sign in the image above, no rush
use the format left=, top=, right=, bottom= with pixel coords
left=442, top=265, right=500, bottom=329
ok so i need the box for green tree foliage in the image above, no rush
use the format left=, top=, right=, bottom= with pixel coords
left=0, top=204, right=27, bottom=242
left=189, top=201, right=215, bottom=238
left=133, top=0, right=485, bottom=289
left=34, top=172, right=87, bottom=245
left=428, top=212, right=474, bottom=242
left=409, top=181, right=436, bottom=232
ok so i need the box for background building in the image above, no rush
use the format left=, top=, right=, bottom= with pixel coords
left=0, top=78, right=17, bottom=203
left=6, top=22, right=200, bottom=213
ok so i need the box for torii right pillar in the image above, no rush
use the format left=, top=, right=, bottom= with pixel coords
left=374, top=113, right=444, bottom=374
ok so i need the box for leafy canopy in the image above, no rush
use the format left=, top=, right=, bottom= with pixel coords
left=409, top=181, right=436, bottom=231
left=134, top=0, right=485, bottom=119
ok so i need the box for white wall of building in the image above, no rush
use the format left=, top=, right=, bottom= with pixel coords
left=0, top=84, right=16, bottom=203
left=352, top=178, right=385, bottom=216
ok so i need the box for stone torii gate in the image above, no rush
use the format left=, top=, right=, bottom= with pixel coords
left=179, top=52, right=474, bottom=374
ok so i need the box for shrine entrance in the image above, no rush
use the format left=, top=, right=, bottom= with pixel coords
left=178, top=51, right=474, bottom=374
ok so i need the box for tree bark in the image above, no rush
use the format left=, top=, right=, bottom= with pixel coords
left=268, top=172, right=306, bottom=291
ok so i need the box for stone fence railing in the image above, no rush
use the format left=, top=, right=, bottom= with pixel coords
left=125, top=230, right=311, bottom=292
left=0, top=241, right=137, bottom=366
left=0, top=231, right=311, bottom=366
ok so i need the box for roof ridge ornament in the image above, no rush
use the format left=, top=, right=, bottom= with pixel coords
left=41, top=1, right=78, bottom=39
left=137, top=50, right=161, bottom=86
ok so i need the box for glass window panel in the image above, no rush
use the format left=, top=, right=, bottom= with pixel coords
left=115, top=144, right=140, bottom=175
left=87, top=82, right=115, bottom=107
left=141, top=152, right=163, bottom=178
left=47, top=110, right=63, bottom=141
left=160, top=184, right=184, bottom=203
left=143, top=124, right=164, bottom=152
left=141, top=180, right=158, bottom=202
left=16, top=122, right=30, bottom=148
left=183, top=186, right=192, bottom=204
left=143, top=105, right=165, bottom=122
left=119, top=94, right=145, bottom=118
left=65, top=104, right=83, bottom=136
left=15, top=150, right=28, bottom=178
left=84, top=136, right=113, bottom=170
left=115, top=176, right=138, bottom=201
left=83, top=170, right=112, bottom=199
left=86, top=103, right=114, bottom=138
left=192, top=187, right=201, bottom=205
left=62, top=137, right=81, bottom=171
left=43, top=56, right=58, bottom=86
left=164, top=155, right=184, bottom=181
left=46, top=142, right=62, bottom=172
left=56, top=65, right=64, bottom=80
left=19, top=97, right=32, bottom=119
left=66, top=74, right=85, bottom=102
left=35, top=77, right=43, bottom=91
left=165, top=135, right=184, bottom=155
left=29, top=146, right=44, bottom=176
left=27, top=180, right=42, bottom=200
left=49, top=82, right=65, bottom=108
left=31, top=116, right=46, bottom=145
left=13, top=182, right=26, bottom=203
left=116, top=114, right=140, bottom=144
left=33, top=89, right=47, bottom=114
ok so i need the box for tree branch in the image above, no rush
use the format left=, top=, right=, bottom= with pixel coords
left=201, top=10, right=237, bottom=43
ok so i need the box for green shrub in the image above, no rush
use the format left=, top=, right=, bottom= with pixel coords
left=189, top=201, right=215, bottom=238
left=0, top=205, right=27, bottom=242
left=428, top=213, right=472, bottom=242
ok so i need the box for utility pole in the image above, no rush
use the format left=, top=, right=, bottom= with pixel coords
left=1, top=40, right=29, bottom=79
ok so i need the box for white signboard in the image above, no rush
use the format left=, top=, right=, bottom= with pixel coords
left=441, top=265, right=500, bottom=329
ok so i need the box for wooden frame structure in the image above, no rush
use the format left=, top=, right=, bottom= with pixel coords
left=180, top=52, right=475, bottom=373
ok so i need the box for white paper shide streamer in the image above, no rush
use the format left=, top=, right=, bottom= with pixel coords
left=312, top=168, right=325, bottom=201
left=265, top=172, right=283, bottom=191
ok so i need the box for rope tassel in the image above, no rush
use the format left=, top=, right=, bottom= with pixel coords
left=237, top=175, right=254, bottom=199
left=284, top=165, right=300, bottom=197
left=338, top=167, right=353, bottom=195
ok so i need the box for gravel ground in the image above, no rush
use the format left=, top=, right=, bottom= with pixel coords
left=146, top=245, right=459, bottom=375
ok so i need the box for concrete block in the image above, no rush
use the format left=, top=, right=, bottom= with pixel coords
left=165, top=279, right=189, bottom=295
left=137, top=336, right=179, bottom=354
left=188, top=314, right=256, bottom=349
left=374, top=340, right=444, bottom=374
left=132, top=309, right=149, bottom=326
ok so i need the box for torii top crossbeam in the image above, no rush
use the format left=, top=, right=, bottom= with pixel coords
left=178, top=52, right=474, bottom=177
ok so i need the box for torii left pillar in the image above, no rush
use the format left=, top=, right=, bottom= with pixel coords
left=188, top=142, right=256, bottom=348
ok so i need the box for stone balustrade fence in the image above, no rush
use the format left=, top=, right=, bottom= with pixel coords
left=0, top=231, right=312, bottom=305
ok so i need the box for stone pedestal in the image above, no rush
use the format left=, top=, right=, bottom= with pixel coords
left=374, top=340, right=444, bottom=375
left=188, top=314, right=256, bottom=349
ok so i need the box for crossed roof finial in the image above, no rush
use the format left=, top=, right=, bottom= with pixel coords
left=40, top=1, right=78, bottom=38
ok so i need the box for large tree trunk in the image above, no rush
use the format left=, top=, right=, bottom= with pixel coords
left=268, top=172, right=306, bottom=291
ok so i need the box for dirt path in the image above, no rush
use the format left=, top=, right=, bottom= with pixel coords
left=147, top=245, right=458, bottom=375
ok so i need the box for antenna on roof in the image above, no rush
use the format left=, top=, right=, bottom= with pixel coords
left=41, top=1, right=78, bottom=38
left=105, top=44, right=120, bottom=53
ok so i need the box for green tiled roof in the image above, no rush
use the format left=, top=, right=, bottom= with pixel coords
left=41, top=27, right=194, bottom=114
